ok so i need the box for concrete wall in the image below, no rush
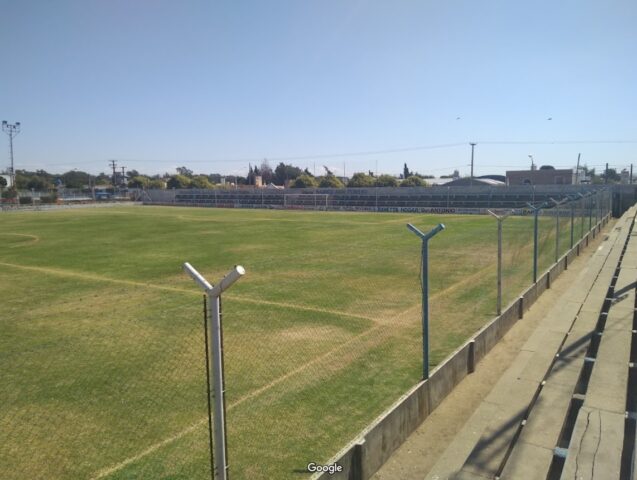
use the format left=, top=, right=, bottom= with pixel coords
left=316, top=212, right=613, bottom=480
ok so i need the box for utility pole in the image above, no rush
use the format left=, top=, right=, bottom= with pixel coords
left=631, top=164, right=633, bottom=184
left=605, top=163, right=609, bottom=184
left=120, top=166, right=127, bottom=186
left=575, top=153, right=581, bottom=184
left=2, top=120, right=21, bottom=187
left=470, top=143, right=476, bottom=186
left=109, top=160, right=118, bottom=186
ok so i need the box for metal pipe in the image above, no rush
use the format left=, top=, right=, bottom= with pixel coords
left=488, top=210, right=513, bottom=315
left=184, top=263, right=245, bottom=480
left=569, top=196, right=575, bottom=248
left=406, top=223, right=445, bottom=379
left=550, top=198, right=568, bottom=262
left=527, top=202, right=546, bottom=283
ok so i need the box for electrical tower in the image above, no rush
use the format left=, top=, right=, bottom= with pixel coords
left=2, top=120, right=21, bottom=187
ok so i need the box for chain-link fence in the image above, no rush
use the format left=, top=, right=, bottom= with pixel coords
left=0, top=190, right=611, bottom=480
left=0, top=280, right=212, bottom=480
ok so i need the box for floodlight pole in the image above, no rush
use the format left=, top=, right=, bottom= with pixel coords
left=183, top=262, right=246, bottom=480
left=527, top=202, right=546, bottom=283
left=407, top=222, right=445, bottom=380
left=2, top=120, right=21, bottom=187
left=488, top=210, right=513, bottom=315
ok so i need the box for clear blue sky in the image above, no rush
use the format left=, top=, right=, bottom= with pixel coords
left=1, top=0, right=636, bottom=178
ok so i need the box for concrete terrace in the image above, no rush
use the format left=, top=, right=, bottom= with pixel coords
left=376, top=206, right=637, bottom=480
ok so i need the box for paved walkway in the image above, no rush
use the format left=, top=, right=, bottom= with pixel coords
left=375, top=206, right=637, bottom=480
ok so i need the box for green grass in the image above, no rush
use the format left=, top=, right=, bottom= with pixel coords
left=0, top=205, right=592, bottom=479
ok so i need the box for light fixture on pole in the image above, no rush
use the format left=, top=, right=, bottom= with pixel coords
left=2, top=120, right=21, bottom=187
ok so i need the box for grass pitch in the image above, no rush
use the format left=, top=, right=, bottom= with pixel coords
left=0, top=205, right=574, bottom=479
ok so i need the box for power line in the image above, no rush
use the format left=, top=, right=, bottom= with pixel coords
left=478, top=140, right=637, bottom=145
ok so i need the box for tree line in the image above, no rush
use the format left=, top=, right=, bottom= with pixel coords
left=2, top=161, right=436, bottom=191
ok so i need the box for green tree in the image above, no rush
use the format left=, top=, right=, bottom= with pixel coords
left=375, top=174, right=398, bottom=187
left=148, top=178, right=166, bottom=189
left=319, top=175, right=344, bottom=188
left=128, top=176, right=150, bottom=189
left=600, top=168, right=620, bottom=183
left=94, top=173, right=111, bottom=185
left=291, top=174, right=319, bottom=188
left=190, top=175, right=215, bottom=189
left=176, top=166, right=193, bottom=177
left=0, top=176, right=6, bottom=188
left=61, top=170, right=90, bottom=189
left=273, top=162, right=303, bottom=185
left=347, top=172, right=375, bottom=187
left=402, top=163, right=412, bottom=179
left=260, top=160, right=274, bottom=184
left=208, top=173, right=222, bottom=184
left=401, top=175, right=428, bottom=187
left=167, top=174, right=191, bottom=189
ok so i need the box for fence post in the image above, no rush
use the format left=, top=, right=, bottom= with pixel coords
left=407, top=223, right=445, bottom=380
left=550, top=198, right=567, bottom=262
left=569, top=195, right=576, bottom=249
left=184, top=262, right=246, bottom=480
left=527, top=202, right=547, bottom=283
left=588, top=193, right=593, bottom=233
left=488, top=209, right=513, bottom=315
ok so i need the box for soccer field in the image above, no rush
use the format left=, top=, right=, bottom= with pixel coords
left=0, top=205, right=567, bottom=479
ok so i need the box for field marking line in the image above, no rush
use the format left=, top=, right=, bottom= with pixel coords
left=0, top=233, right=40, bottom=248
left=225, top=294, right=378, bottom=323
left=89, top=324, right=386, bottom=480
left=0, top=262, right=377, bottom=324
left=88, top=261, right=499, bottom=479
left=89, top=418, right=208, bottom=480
left=90, top=299, right=427, bottom=479
left=0, top=261, right=195, bottom=295
left=100, top=208, right=394, bottom=226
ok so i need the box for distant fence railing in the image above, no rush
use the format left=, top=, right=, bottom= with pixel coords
left=143, top=184, right=632, bottom=217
